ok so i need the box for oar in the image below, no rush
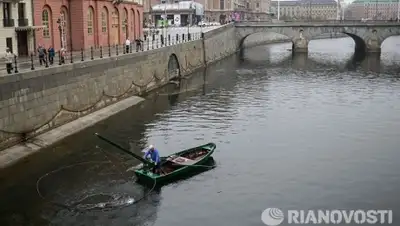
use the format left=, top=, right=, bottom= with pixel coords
left=94, top=133, right=153, bottom=165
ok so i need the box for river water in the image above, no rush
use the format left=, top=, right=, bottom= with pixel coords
left=0, top=37, right=400, bottom=226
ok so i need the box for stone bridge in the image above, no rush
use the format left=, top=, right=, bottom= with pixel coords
left=235, top=21, right=400, bottom=53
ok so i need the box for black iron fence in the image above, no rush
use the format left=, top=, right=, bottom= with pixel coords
left=0, top=32, right=203, bottom=75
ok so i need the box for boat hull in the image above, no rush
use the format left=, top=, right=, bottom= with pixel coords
left=134, top=143, right=216, bottom=186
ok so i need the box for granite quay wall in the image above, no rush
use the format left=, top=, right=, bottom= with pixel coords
left=203, top=24, right=239, bottom=65
left=0, top=38, right=205, bottom=151
left=0, top=23, right=269, bottom=152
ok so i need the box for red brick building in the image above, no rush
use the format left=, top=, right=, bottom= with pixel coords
left=34, top=0, right=144, bottom=51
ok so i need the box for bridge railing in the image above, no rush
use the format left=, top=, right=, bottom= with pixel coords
left=235, top=19, right=400, bottom=24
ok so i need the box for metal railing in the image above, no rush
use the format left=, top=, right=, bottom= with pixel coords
left=17, top=18, right=28, bottom=27
left=0, top=32, right=203, bottom=75
left=3, top=18, right=14, bottom=27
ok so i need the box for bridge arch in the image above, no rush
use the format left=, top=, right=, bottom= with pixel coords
left=238, top=32, right=292, bottom=49
left=237, top=31, right=297, bottom=58
left=235, top=22, right=400, bottom=54
left=167, top=54, right=181, bottom=79
left=381, top=35, right=400, bottom=50
left=307, top=31, right=367, bottom=53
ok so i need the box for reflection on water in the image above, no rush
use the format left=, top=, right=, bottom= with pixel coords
left=0, top=57, right=237, bottom=226
left=0, top=36, right=400, bottom=226
left=241, top=37, right=400, bottom=75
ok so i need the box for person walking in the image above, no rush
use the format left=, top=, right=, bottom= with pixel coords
left=48, top=46, right=55, bottom=65
left=4, top=48, right=14, bottom=74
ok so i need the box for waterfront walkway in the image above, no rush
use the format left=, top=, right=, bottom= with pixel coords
left=0, top=28, right=208, bottom=76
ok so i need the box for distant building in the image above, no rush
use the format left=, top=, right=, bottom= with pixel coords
left=34, top=0, right=144, bottom=51
left=144, top=0, right=272, bottom=26
left=270, top=0, right=338, bottom=20
left=345, top=0, right=399, bottom=20
left=0, top=0, right=39, bottom=56
left=149, top=1, right=204, bottom=26
left=204, top=0, right=271, bottom=22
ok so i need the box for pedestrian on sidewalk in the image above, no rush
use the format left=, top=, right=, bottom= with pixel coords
left=3, top=48, right=14, bottom=74
left=135, top=37, right=143, bottom=51
left=125, top=38, right=131, bottom=54
left=37, top=45, right=47, bottom=65
left=60, top=48, right=66, bottom=64
left=48, top=46, right=55, bottom=65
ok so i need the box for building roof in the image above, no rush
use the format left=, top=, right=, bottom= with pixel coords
left=151, top=1, right=203, bottom=10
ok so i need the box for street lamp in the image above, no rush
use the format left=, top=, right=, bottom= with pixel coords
left=163, top=2, right=167, bottom=43
left=277, top=0, right=280, bottom=20
left=342, top=3, right=345, bottom=20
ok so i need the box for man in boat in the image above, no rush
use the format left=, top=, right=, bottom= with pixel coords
left=143, top=145, right=161, bottom=174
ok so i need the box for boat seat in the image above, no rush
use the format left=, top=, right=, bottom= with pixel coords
left=168, top=156, right=197, bottom=165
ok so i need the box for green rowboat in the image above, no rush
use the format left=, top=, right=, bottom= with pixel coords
left=135, top=142, right=216, bottom=185
left=94, top=133, right=216, bottom=186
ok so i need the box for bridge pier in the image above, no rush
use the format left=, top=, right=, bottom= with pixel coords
left=365, top=41, right=381, bottom=53
left=291, top=52, right=308, bottom=69
left=365, top=30, right=382, bottom=53
left=292, top=38, right=309, bottom=53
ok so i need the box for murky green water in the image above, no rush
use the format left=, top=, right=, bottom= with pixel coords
left=1, top=37, right=400, bottom=226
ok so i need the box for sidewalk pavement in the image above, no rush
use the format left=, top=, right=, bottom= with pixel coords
left=0, top=33, right=202, bottom=76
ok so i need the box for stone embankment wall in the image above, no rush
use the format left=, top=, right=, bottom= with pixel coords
left=0, top=39, right=207, bottom=150
left=0, top=24, right=240, bottom=151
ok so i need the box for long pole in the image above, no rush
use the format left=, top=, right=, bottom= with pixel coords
left=277, top=0, right=280, bottom=20
left=95, top=133, right=153, bottom=165
left=164, top=3, right=167, bottom=44
left=375, top=0, right=377, bottom=20
left=397, top=0, right=399, bottom=21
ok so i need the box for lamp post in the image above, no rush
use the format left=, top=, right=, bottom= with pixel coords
left=375, top=0, right=378, bottom=20
left=397, top=0, right=399, bottom=21
left=164, top=2, right=167, bottom=43
left=342, top=3, right=345, bottom=20
left=277, top=0, right=280, bottom=20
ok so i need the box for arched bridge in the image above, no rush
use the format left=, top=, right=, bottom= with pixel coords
left=235, top=21, right=400, bottom=53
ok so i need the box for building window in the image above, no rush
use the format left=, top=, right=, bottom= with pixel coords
left=88, top=7, right=94, bottom=34
left=220, top=0, right=224, bottom=9
left=3, top=3, right=11, bottom=19
left=122, top=9, right=128, bottom=34
left=101, top=8, right=107, bottom=33
left=112, top=8, right=119, bottom=28
left=42, top=9, right=50, bottom=38
left=256, top=2, right=259, bottom=8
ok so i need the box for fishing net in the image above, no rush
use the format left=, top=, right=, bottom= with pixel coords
left=35, top=146, right=160, bottom=226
